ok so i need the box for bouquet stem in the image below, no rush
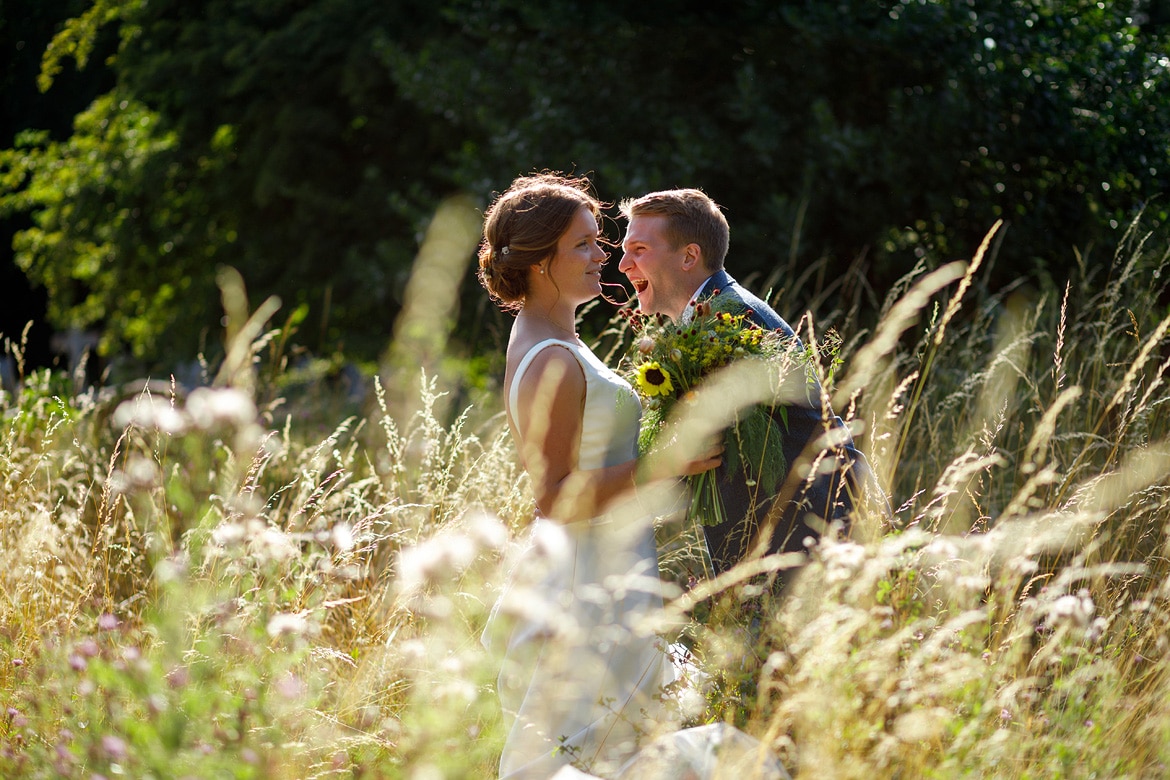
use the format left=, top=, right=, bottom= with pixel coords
left=687, top=470, right=727, bottom=528
left=686, top=471, right=724, bottom=579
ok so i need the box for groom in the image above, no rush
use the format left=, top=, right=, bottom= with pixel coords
left=618, top=188, right=871, bottom=586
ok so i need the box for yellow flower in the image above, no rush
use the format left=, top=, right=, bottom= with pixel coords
left=739, top=328, right=763, bottom=347
left=636, top=361, right=675, bottom=397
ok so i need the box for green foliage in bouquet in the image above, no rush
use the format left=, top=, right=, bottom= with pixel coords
left=726, top=404, right=786, bottom=491
left=622, top=294, right=800, bottom=527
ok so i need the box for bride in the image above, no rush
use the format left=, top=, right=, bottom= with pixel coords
left=477, top=173, right=721, bottom=778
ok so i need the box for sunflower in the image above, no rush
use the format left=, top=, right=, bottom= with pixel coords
left=635, top=361, right=675, bottom=397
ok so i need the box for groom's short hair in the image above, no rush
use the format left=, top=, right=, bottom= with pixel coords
left=619, top=189, right=730, bottom=271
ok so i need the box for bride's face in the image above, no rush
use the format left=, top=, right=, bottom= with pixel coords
left=544, top=206, right=608, bottom=303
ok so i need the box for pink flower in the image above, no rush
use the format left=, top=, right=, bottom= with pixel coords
left=101, top=735, right=127, bottom=760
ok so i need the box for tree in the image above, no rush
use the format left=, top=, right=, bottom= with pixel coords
left=3, top=0, right=459, bottom=362
left=390, top=0, right=1170, bottom=280
left=2, top=0, right=1167, bottom=370
left=0, top=0, right=117, bottom=367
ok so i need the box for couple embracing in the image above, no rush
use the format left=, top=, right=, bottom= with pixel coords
left=477, top=173, right=875, bottom=779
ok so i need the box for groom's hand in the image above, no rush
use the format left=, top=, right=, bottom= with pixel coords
left=643, top=434, right=723, bottom=482
left=680, top=438, right=724, bottom=477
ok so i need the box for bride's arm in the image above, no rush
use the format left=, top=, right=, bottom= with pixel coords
left=514, top=347, right=720, bottom=524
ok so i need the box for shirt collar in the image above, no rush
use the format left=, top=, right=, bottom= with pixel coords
left=678, top=277, right=714, bottom=325
left=678, top=271, right=732, bottom=324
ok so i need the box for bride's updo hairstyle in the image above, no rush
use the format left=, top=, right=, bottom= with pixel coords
left=478, top=173, right=602, bottom=310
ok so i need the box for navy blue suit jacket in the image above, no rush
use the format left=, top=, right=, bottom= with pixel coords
left=691, top=270, right=865, bottom=579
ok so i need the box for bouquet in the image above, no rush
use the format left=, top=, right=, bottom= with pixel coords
left=622, top=291, right=804, bottom=528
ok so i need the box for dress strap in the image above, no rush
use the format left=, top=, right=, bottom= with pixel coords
left=506, top=338, right=582, bottom=427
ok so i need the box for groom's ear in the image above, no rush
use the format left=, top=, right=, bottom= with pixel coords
left=681, top=243, right=703, bottom=271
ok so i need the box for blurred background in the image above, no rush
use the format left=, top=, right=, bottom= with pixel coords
left=3, top=0, right=1169, bottom=383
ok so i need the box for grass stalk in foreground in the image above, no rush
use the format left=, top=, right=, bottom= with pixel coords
left=2, top=219, right=1170, bottom=776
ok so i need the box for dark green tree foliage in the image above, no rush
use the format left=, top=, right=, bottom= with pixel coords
left=3, top=0, right=456, bottom=360
left=387, top=0, right=1169, bottom=270
left=106, top=0, right=466, bottom=358
left=0, top=0, right=116, bottom=364
left=2, top=0, right=1168, bottom=366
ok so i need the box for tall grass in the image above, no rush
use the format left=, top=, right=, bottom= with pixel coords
left=2, top=213, right=1170, bottom=778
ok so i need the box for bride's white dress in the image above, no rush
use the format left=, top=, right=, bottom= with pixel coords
left=482, top=338, right=672, bottom=779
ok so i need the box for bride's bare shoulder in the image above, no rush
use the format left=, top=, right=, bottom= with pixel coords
left=508, top=338, right=579, bottom=383
left=505, top=322, right=578, bottom=378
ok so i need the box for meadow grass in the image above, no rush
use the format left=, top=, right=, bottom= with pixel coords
left=2, top=215, right=1170, bottom=778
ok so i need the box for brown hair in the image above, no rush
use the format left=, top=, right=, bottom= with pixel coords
left=477, top=173, right=602, bottom=310
left=619, top=188, right=729, bottom=271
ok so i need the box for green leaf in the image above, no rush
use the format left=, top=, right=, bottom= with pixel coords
left=727, top=405, right=786, bottom=492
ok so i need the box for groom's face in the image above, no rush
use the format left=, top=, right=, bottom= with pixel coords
left=619, top=215, right=695, bottom=320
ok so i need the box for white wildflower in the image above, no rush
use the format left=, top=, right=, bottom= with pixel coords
left=821, top=541, right=868, bottom=585
left=1048, top=589, right=1095, bottom=628
left=465, top=510, right=509, bottom=550
left=529, top=519, right=572, bottom=564
left=211, top=521, right=248, bottom=547
left=396, top=527, right=482, bottom=593
left=1087, top=615, right=1108, bottom=642
left=1008, top=556, right=1040, bottom=577
left=124, top=456, right=160, bottom=488
left=248, top=525, right=298, bottom=563
left=266, top=612, right=308, bottom=638
left=923, top=537, right=960, bottom=562
left=226, top=493, right=265, bottom=521
left=395, top=638, right=428, bottom=660
left=154, top=555, right=187, bottom=584
left=435, top=678, right=477, bottom=703
left=186, top=387, right=256, bottom=429
left=113, top=396, right=187, bottom=434
left=446, top=532, right=477, bottom=569
left=397, top=539, right=448, bottom=593
left=331, top=522, right=355, bottom=553
left=893, top=707, right=951, bottom=743
left=955, top=573, right=991, bottom=594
